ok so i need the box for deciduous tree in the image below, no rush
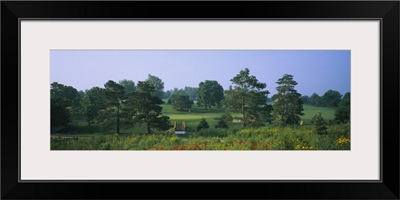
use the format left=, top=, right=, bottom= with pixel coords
left=321, top=90, right=342, bottom=107
left=197, top=80, right=224, bottom=110
left=223, top=68, right=272, bottom=127
left=50, top=82, right=81, bottom=127
left=119, top=79, right=136, bottom=94
left=81, top=87, right=106, bottom=125
left=170, top=92, right=193, bottom=111
left=145, top=74, right=165, bottom=99
left=335, top=92, right=350, bottom=123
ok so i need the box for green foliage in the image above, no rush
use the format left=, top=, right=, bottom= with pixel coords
left=197, top=80, right=224, bottom=110
left=50, top=82, right=81, bottom=127
left=301, top=95, right=311, bottom=105
left=98, top=80, right=126, bottom=134
left=183, top=86, right=198, bottom=101
left=272, top=74, right=304, bottom=126
left=223, top=68, right=272, bottom=127
left=51, top=124, right=350, bottom=150
left=51, top=96, right=71, bottom=127
left=215, top=118, right=228, bottom=129
left=167, top=98, right=172, bottom=104
left=335, top=92, right=350, bottom=123
left=310, top=93, right=322, bottom=107
left=81, top=87, right=106, bottom=125
left=197, top=117, right=209, bottom=131
left=51, top=82, right=81, bottom=107
left=119, top=79, right=136, bottom=94
left=145, top=74, right=165, bottom=99
left=321, top=90, right=342, bottom=108
left=124, top=81, right=171, bottom=134
left=311, top=112, right=328, bottom=135
left=170, top=92, right=193, bottom=111
left=221, top=112, right=233, bottom=122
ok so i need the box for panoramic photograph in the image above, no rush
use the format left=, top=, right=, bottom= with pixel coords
left=50, top=50, right=350, bottom=150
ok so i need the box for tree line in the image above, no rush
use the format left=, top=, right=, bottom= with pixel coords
left=51, top=69, right=350, bottom=134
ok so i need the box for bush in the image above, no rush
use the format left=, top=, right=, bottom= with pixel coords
left=215, top=118, right=228, bottom=129
left=311, top=113, right=328, bottom=135
left=197, top=117, right=209, bottom=131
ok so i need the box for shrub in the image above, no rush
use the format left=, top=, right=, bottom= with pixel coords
left=197, top=117, right=209, bottom=131
left=215, top=118, right=228, bottom=129
left=311, top=112, right=328, bottom=135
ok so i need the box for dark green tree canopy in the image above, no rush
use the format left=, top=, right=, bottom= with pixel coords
left=301, top=95, right=311, bottom=105
left=321, top=90, right=342, bottom=108
left=215, top=118, right=228, bottom=129
left=50, top=82, right=81, bottom=127
left=104, top=80, right=125, bottom=105
left=124, top=81, right=171, bottom=134
left=272, top=74, right=304, bottom=126
left=310, top=93, right=322, bottom=107
left=81, top=87, right=106, bottom=125
left=335, top=92, right=350, bottom=123
left=197, top=80, right=224, bottom=110
left=170, top=92, right=193, bottom=111
left=97, top=80, right=126, bottom=134
left=51, top=82, right=81, bottom=107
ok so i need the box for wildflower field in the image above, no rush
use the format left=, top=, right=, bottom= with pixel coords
left=51, top=124, right=350, bottom=150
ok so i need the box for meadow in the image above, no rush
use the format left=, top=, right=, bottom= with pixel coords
left=51, top=103, right=350, bottom=150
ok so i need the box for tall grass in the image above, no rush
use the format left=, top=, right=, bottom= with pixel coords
left=51, top=124, right=350, bottom=150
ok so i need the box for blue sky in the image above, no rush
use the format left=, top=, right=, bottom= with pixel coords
left=50, top=50, right=350, bottom=96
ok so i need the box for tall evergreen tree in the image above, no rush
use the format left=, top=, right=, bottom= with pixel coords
left=97, top=80, right=125, bottom=134
left=272, top=74, right=304, bottom=126
left=124, top=81, right=171, bottom=134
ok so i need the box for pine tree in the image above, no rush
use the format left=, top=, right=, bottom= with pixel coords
left=272, top=74, right=304, bottom=126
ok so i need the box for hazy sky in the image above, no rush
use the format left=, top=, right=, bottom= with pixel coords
left=50, top=50, right=350, bottom=96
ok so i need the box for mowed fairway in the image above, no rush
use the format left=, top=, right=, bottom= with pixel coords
left=162, top=103, right=231, bottom=130
left=301, top=105, right=335, bottom=124
left=163, top=103, right=335, bottom=130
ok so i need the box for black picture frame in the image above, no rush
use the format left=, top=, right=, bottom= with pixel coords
left=2, top=1, right=399, bottom=199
